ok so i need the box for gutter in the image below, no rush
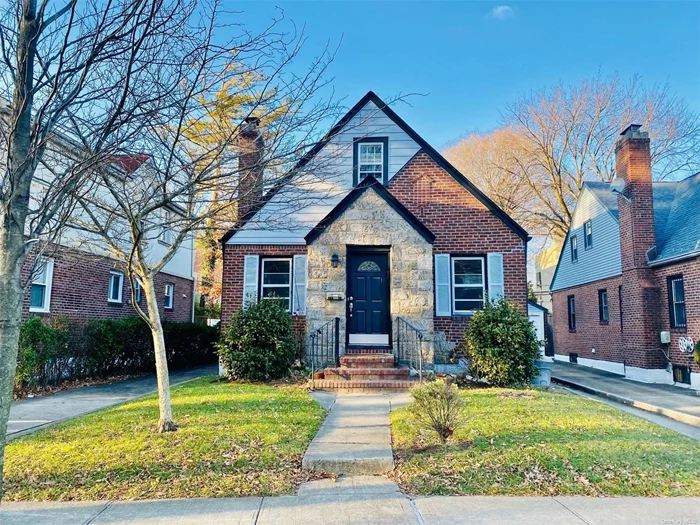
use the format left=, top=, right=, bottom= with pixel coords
left=648, top=249, right=700, bottom=268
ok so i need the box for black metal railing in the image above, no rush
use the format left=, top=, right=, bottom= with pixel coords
left=395, top=317, right=425, bottom=381
left=307, top=317, right=340, bottom=379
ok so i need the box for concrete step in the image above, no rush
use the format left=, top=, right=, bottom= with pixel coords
left=311, top=378, right=418, bottom=393
left=324, top=366, right=410, bottom=381
left=340, top=353, right=395, bottom=369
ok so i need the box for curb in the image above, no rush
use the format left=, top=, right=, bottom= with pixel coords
left=552, top=376, right=700, bottom=429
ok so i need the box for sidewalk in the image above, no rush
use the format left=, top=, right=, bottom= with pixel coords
left=1, top=478, right=698, bottom=525
left=552, top=361, right=700, bottom=427
left=7, top=364, right=217, bottom=439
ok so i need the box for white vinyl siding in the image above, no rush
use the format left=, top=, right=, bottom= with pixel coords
left=227, top=99, right=420, bottom=245
left=242, top=255, right=259, bottom=307
left=108, top=271, right=124, bottom=303
left=487, top=253, right=504, bottom=301
left=292, top=254, right=307, bottom=315
left=29, top=259, right=54, bottom=313
left=434, top=254, right=451, bottom=316
left=452, top=257, right=485, bottom=314
left=551, top=188, right=622, bottom=292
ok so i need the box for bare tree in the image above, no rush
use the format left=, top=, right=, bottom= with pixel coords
left=444, top=73, right=700, bottom=239
left=0, top=0, right=341, bottom=497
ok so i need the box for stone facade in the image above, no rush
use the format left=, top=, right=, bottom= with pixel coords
left=306, top=189, right=434, bottom=354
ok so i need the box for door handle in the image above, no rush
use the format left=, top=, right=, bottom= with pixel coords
left=348, top=297, right=353, bottom=317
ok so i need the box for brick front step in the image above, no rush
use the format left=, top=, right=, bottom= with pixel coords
left=324, top=366, right=410, bottom=381
left=311, top=378, right=418, bottom=393
left=340, top=354, right=395, bottom=369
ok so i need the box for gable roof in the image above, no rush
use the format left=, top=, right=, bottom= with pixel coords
left=304, top=175, right=435, bottom=244
left=583, top=174, right=700, bottom=264
left=221, top=91, right=529, bottom=244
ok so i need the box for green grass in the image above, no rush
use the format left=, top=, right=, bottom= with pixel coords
left=391, top=387, right=700, bottom=496
left=4, top=377, right=326, bottom=501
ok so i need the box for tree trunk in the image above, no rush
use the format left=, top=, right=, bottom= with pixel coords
left=142, top=276, right=177, bottom=433
left=0, top=238, right=26, bottom=499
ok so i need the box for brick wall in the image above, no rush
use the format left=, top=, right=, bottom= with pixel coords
left=388, top=150, right=527, bottom=348
left=21, top=247, right=194, bottom=325
left=220, top=244, right=307, bottom=329
left=552, top=276, right=624, bottom=365
left=654, top=258, right=700, bottom=374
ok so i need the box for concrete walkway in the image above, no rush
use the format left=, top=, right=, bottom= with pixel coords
left=552, top=361, right=700, bottom=427
left=302, top=394, right=396, bottom=475
left=7, top=364, right=217, bottom=439
left=2, top=479, right=699, bottom=525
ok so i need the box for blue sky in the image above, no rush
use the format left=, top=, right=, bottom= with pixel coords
left=231, top=1, right=700, bottom=148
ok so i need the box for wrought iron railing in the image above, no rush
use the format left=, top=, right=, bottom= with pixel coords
left=306, top=317, right=340, bottom=379
left=395, top=317, right=426, bottom=381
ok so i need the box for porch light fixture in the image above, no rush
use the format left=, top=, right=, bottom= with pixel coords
left=331, top=253, right=340, bottom=268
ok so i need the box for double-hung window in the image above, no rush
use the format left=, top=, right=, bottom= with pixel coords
left=261, top=258, right=292, bottom=311
left=451, top=257, right=485, bottom=314
left=570, top=235, right=578, bottom=263
left=567, top=295, right=576, bottom=331
left=134, top=279, right=142, bottom=302
left=668, top=276, right=687, bottom=329
left=160, top=209, right=171, bottom=244
left=164, top=283, right=174, bottom=309
left=354, top=137, right=388, bottom=185
left=29, top=259, right=54, bottom=313
left=598, top=289, right=609, bottom=323
left=584, top=220, right=593, bottom=249
left=108, top=271, right=124, bottom=303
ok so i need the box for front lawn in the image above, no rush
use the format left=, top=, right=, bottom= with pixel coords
left=4, top=378, right=326, bottom=501
left=391, top=387, right=700, bottom=496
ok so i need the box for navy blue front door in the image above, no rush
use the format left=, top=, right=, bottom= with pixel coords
left=347, top=251, right=389, bottom=345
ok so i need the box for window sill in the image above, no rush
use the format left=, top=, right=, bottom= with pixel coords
left=671, top=326, right=688, bottom=333
left=569, top=329, right=577, bottom=333
left=599, top=321, right=609, bottom=326
left=29, top=307, right=50, bottom=314
left=107, top=300, right=123, bottom=305
left=451, top=312, right=476, bottom=318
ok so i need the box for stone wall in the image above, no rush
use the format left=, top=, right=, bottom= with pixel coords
left=307, top=189, right=433, bottom=354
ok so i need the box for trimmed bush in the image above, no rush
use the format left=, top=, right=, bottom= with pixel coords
left=410, top=379, right=466, bottom=444
left=14, top=316, right=219, bottom=395
left=16, top=316, right=71, bottom=391
left=217, top=300, right=295, bottom=381
left=465, top=298, right=541, bottom=387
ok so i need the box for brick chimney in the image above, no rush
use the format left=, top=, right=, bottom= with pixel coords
left=237, top=116, right=264, bottom=225
left=615, top=124, right=663, bottom=371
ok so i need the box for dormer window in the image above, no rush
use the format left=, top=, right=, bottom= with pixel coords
left=353, top=137, right=388, bottom=186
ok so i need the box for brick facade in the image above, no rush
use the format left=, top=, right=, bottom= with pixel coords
left=220, top=150, right=528, bottom=352
left=220, top=244, right=307, bottom=330
left=22, top=246, right=194, bottom=326
left=389, top=151, right=527, bottom=349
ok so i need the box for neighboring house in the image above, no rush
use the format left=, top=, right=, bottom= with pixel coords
left=550, top=125, right=700, bottom=390
left=21, top=154, right=195, bottom=326
left=533, top=240, right=562, bottom=312
left=220, top=91, right=529, bottom=379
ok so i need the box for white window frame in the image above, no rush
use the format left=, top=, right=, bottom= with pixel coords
left=358, top=142, right=384, bottom=181
left=133, top=279, right=142, bottom=302
left=451, top=256, right=486, bottom=314
left=584, top=220, right=593, bottom=249
left=160, top=209, right=171, bottom=244
left=260, top=257, right=293, bottom=312
left=164, top=283, right=174, bottom=309
left=29, top=258, right=54, bottom=313
left=108, top=271, right=124, bottom=303
left=571, top=235, right=578, bottom=263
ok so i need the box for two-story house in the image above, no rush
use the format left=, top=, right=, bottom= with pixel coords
left=550, top=125, right=700, bottom=390
left=219, top=91, right=530, bottom=389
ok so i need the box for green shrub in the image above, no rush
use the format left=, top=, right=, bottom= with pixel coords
left=410, top=379, right=466, bottom=444
left=16, top=317, right=71, bottom=391
left=83, top=317, right=153, bottom=376
left=465, top=298, right=541, bottom=387
left=217, top=300, right=295, bottom=381
left=164, top=322, right=219, bottom=369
